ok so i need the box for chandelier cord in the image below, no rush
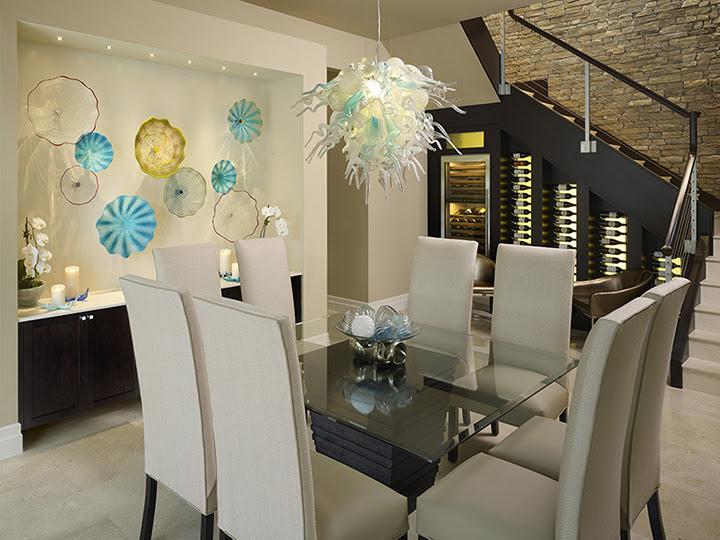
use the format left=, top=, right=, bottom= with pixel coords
left=375, top=0, right=381, bottom=62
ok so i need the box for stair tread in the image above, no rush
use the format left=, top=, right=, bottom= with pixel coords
left=689, top=328, right=720, bottom=343
left=684, top=357, right=720, bottom=374
left=696, top=303, right=720, bottom=315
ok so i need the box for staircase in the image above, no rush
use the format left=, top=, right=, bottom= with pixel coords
left=685, top=215, right=720, bottom=395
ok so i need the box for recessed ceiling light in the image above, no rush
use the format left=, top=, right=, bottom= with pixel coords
left=187, top=59, right=192, bottom=64
left=56, top=36, right=63, bottom=41
left=253, top=72, right=258, bottom=76
left=149, top=53, right=155, bottom=58
left=221, top=66, right=227, bottom=71
left=106, top=45, right=112, bottom=50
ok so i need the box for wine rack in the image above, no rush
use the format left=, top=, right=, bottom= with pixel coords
left=596, top=212, right=628, bottom=275
left=441, top=155, right=489, bottom=252
left=500, top=152, right=532, bottom=245
left=550, top=183, right=578, bottom=276
left=651, top=252, right=683, bottom=283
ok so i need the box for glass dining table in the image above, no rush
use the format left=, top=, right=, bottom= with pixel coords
left=296, top=313, right=578, bottom=508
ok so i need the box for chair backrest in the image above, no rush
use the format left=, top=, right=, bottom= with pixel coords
left=492, top=244, right=575, bottom=356
left=153, top=242, right=220, bottom=297
left=556, top=296, right=657, bottom=539
left=193, top=295, right=316, bottom=540
left=621, top=277, right=690, bottom=526
left=118, top=275, right=215, bottom=513
left=234, top=237, right=295, bottom=325
left=407, top=236, right=478, bottom=334
left=474, top=254, right=495, bottom=286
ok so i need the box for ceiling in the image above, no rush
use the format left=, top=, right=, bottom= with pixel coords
left=240, top=0, right=531, bottom=39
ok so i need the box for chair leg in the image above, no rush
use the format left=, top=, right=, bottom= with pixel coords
left=559, top=409, right=568, bottom=423
left=448, top=448, right=458, bottom=463
left=620, top=529, right=631, bottom=540
left=647, top=489, right=667, bottom=540
left=461, top=408, right=471, bottom=426
left=140, top=475, right=158, bottom=540
left=491, top=420, right=500, bottom=436
left=219, top=531, right=232, bottom=540
left=200, top=513, right=214, bottom=540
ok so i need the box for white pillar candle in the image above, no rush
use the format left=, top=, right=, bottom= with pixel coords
left=231, top=262, right=240, bottom=279
left=219, top=249, right=232, bottom=275
left=51, top=284, right=66, bottom=307
left=65, top=266, right=80, bottom=299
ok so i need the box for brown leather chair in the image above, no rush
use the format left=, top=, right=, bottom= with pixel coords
left=573, top=269, right=654, bottom=321
left=473, top=254, right=495, bottom=296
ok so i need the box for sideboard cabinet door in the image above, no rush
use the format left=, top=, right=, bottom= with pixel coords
left=84, top=307, right=138, bottom=405
left=19, top=316, right=83, bottom=429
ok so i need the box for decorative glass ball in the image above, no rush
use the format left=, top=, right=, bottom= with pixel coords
left=351, top=314, right=376, bottom=338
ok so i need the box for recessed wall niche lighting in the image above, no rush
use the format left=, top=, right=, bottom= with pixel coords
left=149, top=53, right=155, bottom=58
left=253, top=72, right=258, bottom=76
left=56, top=36, right=63, bottom=41
left=187, top=59, right=192, bottom=64
left=106, top=45, right=112, bottom=50
left=221, top=66, right=227, bottom=71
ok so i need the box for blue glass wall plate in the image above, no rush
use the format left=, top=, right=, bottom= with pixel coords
left=164, top=167, right=207, bottom=217
left=227, top=99, right=263, bottom=143
left=96, top=195, right=156, bottom=258
left=211, top=160, right=237, bottom=194
left=75, top=131, right=114, bottom=172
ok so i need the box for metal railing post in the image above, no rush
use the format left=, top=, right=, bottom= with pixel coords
left=580, top=61, right=597, bottom=153
left=498, top=12, right=511, bottom=95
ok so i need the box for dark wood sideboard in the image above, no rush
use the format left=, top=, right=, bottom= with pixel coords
left=18, top=276, right=302, bottom=431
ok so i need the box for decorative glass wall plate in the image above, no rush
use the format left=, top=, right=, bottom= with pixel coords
left=227, top=99, right=263, bottom=143
left=60, top=165, right=99, bottom=205
left=211, top=160, right=237, bottom=194
left=134, top=117, right=186, bottom=178
left=75, top=131, right=114, bottom=172
left=212, top=188, right=259, bottom=242
left=96, top=195, right=156, bottom=258
left=26, top=76, right=99, bottom=146
left=164, top=167, right=207, bottom=218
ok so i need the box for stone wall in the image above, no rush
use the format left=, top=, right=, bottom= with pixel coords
left=485, top=0, right=720, bottom=198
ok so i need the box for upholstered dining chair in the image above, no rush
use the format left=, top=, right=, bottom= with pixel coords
left=234, top=237, right=296, bottom=325
left=487, top=277, right=690, bottom=540
left=490, top=243, right=575, bottom=426
left=119, top=275, right=216, bottom=540
left=416, top=296, right=657, bottom=540
left=192, top=294, right=409, bottom=540
left=153, top=242, right=221, bottom=297
left=408, top=236, right=479, bottom=334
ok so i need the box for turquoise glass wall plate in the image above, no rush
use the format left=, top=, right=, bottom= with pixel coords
left=96, top=195, right=156, bottom=258
left=75, top=131, right=114, bottom=172
left=227, top=99, right=263, bottom=143
left=164, top=167, right=207, bottom=217
left=211, top=160, right=237, bottom=194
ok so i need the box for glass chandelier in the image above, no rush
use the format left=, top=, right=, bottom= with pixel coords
left=295, top=0, right=464, bottom=201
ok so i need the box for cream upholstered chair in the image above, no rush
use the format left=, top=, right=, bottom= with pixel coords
left=408, top=236, right=479, bottom=334
left=192, top=294, right=409, bottom=540
left=153, top=242, right=221, bottom=297
left=488, top=277, right=690, bottom=540
left=416, top=296, right=657, bottom=540
left=490, top=243, right=575, bottom=426
left=119, top=275, right=216, bottom=540
left=234, top=237, right=295, bottom=324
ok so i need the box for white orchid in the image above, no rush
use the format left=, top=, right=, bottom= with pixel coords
left=22, top=244, right=38, bottom=266
left=261, top=205, right=282, bottom=218
left=30, top=217, right=46, bottom=230
left=38, top=248, right=52, bottom=262
left=35, top=261, right=52, bottom=274
left=35, top=232, right=49, bottom=247
left=275, top=218, right=289, bottom=237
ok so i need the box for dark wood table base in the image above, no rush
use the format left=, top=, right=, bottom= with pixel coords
left=310, top=412, right=439, bottom=512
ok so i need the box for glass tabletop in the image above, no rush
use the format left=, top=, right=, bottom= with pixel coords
left=296, top=313, right=578, bottom=463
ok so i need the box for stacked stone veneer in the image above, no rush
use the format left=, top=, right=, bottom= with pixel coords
left=485, top=0, right=719, bottom=197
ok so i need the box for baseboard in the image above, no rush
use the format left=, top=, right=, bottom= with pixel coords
left=0, top=423, right=23, bottom=461
left=328, top=293, right=409, bottom=313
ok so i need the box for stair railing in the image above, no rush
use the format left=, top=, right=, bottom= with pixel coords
left=506, top=9, right=701, bottom=264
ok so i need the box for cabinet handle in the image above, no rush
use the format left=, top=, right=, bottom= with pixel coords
left=80, top=315, right=87, bottom=321
left=88, top=315, right=94, bottom=320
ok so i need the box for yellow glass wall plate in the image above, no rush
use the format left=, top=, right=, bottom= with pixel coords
left=134, top=117, right=186, bottom=178
left=448, top=131, right=485, bottom=149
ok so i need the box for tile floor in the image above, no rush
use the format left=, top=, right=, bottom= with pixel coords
left=2, top=319, right=719, bottom=539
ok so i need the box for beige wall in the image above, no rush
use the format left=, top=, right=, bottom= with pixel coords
left=0, top=0, right=327, bottom=435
